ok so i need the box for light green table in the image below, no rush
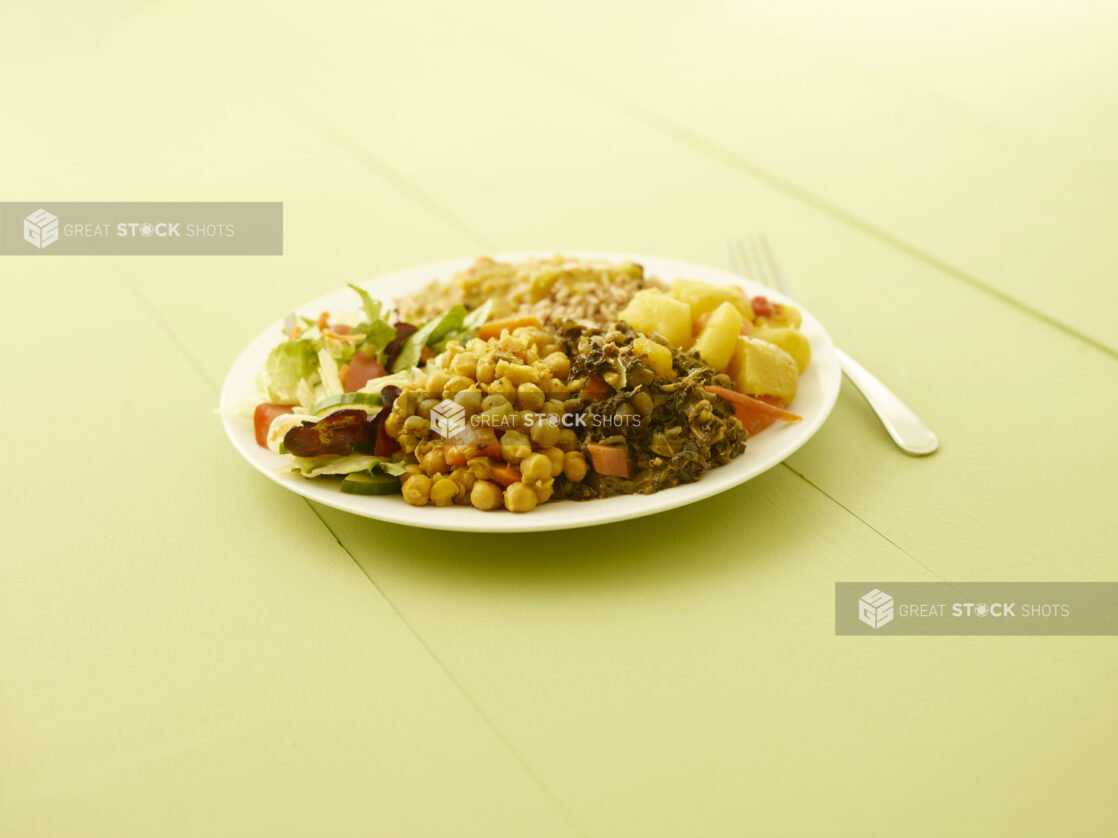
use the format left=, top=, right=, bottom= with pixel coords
left=2, top=2, right=1116, bottom=835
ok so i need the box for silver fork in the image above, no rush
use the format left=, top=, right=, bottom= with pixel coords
left=731, top=237, right=938, bottom=456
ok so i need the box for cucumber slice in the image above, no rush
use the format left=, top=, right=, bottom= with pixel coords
left=340, top=471, right=401, bottom=496
left=312, top=391, right=383, bottom=416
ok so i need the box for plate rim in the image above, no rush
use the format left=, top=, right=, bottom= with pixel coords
left=220, top=250, right=842, bottom=533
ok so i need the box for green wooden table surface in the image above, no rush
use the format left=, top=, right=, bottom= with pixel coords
left=3, top=2, right=1116, bottom=836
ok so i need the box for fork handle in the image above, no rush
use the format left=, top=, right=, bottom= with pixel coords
left=836, top=348, right=939, bottom=455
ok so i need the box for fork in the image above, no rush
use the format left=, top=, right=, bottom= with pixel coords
left=731, top=237, right=938, bottom=456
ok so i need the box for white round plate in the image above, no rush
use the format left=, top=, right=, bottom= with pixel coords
left=220, top=251, right=841, bottom=532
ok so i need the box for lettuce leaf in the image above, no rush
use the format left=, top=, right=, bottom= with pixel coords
left=392, top=304, right=467, bottom=372
left=263, top=339, right=318, bottom=403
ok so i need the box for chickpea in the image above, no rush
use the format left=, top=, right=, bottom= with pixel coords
left=402, top=474, right=432, bottom=506
left=534, top=481, right=554, bottom=504
left=466, top=338, right=487, bottom=354
left=442, top=340, right=463, bottom=364
left=628, top=366, right=654, bottom=387
left=476, top=357, right=496, bottom=384
left=529, top=418, right=561, bottom=448
left=540, top=446, right=565, bottom=477
left=497, top=360, right=539, bottom=386
left=520, top=452, right=552, bottom=486
left=384, top=411, right=402, bottom=437
left=504, top=482, right=538, bottom=513
left=443, top=375, right=473, bottom=397
left=452, top=351, right=478, bottom=379
left=420, top=448, right=448, bottom=476
left=557, top=428, right=580, bottom=451
left=417, top=397, right=439, bottom=420
left=489, top=376, right=516, bottom=398
left=517, top=382, right=546, bottom=412
left=500, top=429, right=532, bottom=463
left=615, top=401, right=636, bottom=421
left=544, top=377, right=569, bottom=399
left=470, top=480, right=503, bottom=511
left=430, top=477, right=458, bottom=507
left=403, top=414, right=430, bottom=435
left=480, top=403, right=512, bottom=426
left=563, top=451, right=588, bottom=482
left=467, top=457, right=493, bottom=480
left=481, top=393, right=511, bottom=412
left=541, top=351, right=570, bottom=379
left=454, top=388, right=483, bottom=412
left=425, top=370, right=450, bottom=395
left=450, top=467, right=476, bottom=500
left=631, top=390, right=654, bottom=417
left=542, top=398, right=566, bottom=417
left=403, top=463, right=424, bottom=477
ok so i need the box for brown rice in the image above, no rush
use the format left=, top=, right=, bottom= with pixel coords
left=396, top=255, right=664, bottom=325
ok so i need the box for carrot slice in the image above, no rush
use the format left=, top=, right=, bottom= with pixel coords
left=705, top=384, right=801, bottom=436
left=587, top=444, right=632, bottom=479
left=583, top=374, right=611, bottom=401
left=490, top=463, right=522, bottom=487
left=477, top=315, right=540, bottom=340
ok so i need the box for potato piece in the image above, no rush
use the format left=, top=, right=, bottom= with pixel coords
left=728, top=337, right=799, bottom=402
left=631, top=336, right=675, bottom=380
left=752, top=323, right=811, bottom=372
left=692, top=302, right=743, bottom=371
left=670, top=278, right=753, bottom=320
left=619, top=289, right=692, bottom=348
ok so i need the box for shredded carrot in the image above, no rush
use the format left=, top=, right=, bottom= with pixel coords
left=287, top=324, right=304, bottom=340
left=705, top=385, right=801, bottom=436
left=316, top=311, right=330, bottom=331
left=338, top=363, right=350, bottom=389
left=324, top=330, right=366, bottom=343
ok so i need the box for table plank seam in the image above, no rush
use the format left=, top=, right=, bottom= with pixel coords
left=780, top=460, right=945, bottom=581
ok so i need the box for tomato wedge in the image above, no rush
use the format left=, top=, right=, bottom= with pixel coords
left=253, top=403, right=295, bottom=447
left=346, top=350, right=387, bottom=392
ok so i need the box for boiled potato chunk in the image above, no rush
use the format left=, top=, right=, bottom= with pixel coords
left=631, top=337, right=675, bottom=380
left=752, top=323, right=811, bottom=372
left=619, top=289, right=692, bottom=349
left=728, top=337, right=799, bottom=402
left=693, top=302, right=743, bottom=371
left=669, top=278, right=753, bottom=320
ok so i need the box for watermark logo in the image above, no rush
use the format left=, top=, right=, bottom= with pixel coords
left=430, top=399, right=466, bottom=439
left=858, top=588, right=894, bottom=629
left=23, top=208, right=59, bottom=249
left=2, top=202, right=282, bottom=254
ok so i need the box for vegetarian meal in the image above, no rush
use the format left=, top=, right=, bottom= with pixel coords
left=232, top=255, right=811, bottom=513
